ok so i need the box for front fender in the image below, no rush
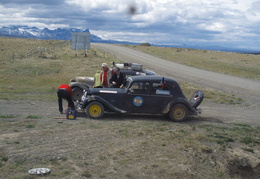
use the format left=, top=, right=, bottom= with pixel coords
left=83, top=95, right=126, bottom=113
left=162, top=98, right=197, bottom=115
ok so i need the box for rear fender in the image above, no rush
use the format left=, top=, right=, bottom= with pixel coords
left=83, top=95, right=126, bottom=114
left=163, top=98, right=196, bottom=115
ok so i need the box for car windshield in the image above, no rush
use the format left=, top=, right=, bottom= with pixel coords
left=125, top=78, right=133, bottom=89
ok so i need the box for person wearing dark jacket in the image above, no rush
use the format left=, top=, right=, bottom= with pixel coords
left=57, top=84, right=75, bottom=113
left=109, top=67, right=125, bottom=88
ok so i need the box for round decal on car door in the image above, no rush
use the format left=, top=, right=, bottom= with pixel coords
left=133, top=96, right=143, bottom=106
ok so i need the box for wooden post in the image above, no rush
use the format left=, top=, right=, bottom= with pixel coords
left=75, top=49, right=78, bottom=57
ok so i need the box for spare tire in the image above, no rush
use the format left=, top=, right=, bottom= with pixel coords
left=72, top=87, right=83, bottom=101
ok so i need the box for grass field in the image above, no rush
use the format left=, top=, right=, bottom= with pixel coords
left=1, top=37, right=256, bottom=104
left=0, top=106, right=259, bottom=178
left=0, top=37, right=118, bottom=101
left=124, top=44, right=260, bottom=79
left=0, top=37, right=259, bottom=179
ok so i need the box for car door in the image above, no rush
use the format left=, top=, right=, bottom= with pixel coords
left=124, top=81, right=151, bottom=113
left=147, top=82, right=173, bottom=113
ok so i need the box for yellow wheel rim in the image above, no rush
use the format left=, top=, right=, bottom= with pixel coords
left=173, top=107, right=185, bottom=120
left=89, top=104, right=102, bottom=117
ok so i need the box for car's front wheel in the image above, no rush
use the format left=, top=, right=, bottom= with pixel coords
left=86, top=101, right=104, bottom=119
left=169, top=104, right=188, bottom=122
left=72, top=87, right=83, bottom=101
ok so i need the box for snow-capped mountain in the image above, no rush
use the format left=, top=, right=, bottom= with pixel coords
left=1, top=25, right=258, bottom=53
left=0, top=25, right=103, bottom=42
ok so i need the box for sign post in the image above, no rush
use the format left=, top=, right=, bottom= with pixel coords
left=72, top=32, right=90, bottom=57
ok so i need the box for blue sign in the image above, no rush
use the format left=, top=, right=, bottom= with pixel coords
left=133, top=96, right=143, bottom=106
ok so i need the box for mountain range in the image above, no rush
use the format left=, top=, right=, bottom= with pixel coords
left=0, top=25, right=137, bottom=44
left=0, top=25, right=259, bottom=54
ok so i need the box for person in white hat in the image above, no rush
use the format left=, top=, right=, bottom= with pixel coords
left=100, top=63, right=114, bottom=87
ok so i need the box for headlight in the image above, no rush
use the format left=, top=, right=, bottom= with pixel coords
left=136, top=72, right=146, bottom=76
left=81, top=95, right=85, bottom=101
left=81, top=91, right=87, bottom=101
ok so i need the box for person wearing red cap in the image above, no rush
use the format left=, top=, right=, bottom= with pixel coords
left=57, top=84, right=75, bottom=114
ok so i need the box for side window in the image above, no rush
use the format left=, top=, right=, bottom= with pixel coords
left=152, top=82, right=170, bottom=95
left=129, top=82, right=149, bottom=94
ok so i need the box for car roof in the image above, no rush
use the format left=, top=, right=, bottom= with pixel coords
left=121, top=69, right=155, bottom=75
left=128, top=75, right=177, bottom=83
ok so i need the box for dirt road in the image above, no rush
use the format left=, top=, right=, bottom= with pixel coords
left=92, top=43, right=260, bottom=125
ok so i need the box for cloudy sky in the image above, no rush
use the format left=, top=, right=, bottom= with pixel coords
left=0, top=0, right=259, bottom=50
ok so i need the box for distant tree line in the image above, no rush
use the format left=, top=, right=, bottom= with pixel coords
left=140, top=43, right=151, bottom=46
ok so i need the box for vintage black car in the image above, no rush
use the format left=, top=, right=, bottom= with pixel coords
left=77, top=75, right=204, bottom=122
left=70, top=62, right=156, bottom=101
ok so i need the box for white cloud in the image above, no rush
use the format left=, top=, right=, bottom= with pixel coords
left=67, top=0, right=133, bottom=14
left=91, top=29, right=170, bottom=44
left=199, top=22, right=227, bottom=32
left=0, top=0, right=259, bottom=50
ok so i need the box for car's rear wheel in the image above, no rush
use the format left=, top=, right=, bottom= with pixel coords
left=72, top=87, right=83, bottom=101
left=169, top=104, right=188, bottom=122
left=86, top=101, right=104, bottom=119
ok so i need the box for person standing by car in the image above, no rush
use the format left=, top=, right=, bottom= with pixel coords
left=100, top=63, right=114, bottom=88
left=94, top=70, right=102, bottom=87
left=109, top=67, right=125, bottom=88
left=57, top=84, right=75, bottom=114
